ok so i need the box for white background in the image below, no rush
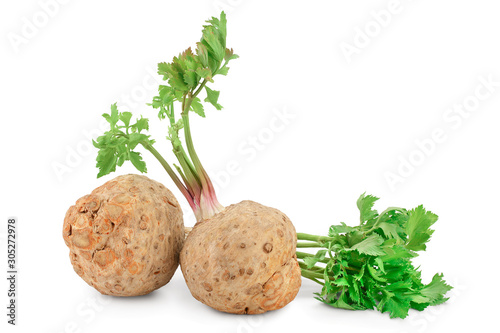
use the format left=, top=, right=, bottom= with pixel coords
left=1, top=0, right=499, bottom=332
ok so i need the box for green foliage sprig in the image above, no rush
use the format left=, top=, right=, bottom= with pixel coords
left=93, top=12, right=238, bottom=220
left=297, top=193, right=452, bottom=319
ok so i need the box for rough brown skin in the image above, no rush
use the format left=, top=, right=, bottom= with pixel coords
left=63, top=174, right=184, bottom=296
left=180, top=200, right=301, bottom=314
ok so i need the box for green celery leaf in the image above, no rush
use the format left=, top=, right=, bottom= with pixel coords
left=157, top=62, right=171, bottom=80
left=217, top=65, right=229, bottom=76
left=204, top=86, right=223, bottom=110
left=334, top=277, right=350, bottom=287
left=116, top=151, right=126, bottom=167
left=347, top=230, right=365, bottom=247
left=183, top=70, right=198, bottom=88
left=190, top=97, right=205, bottom=117
left=119, top=111, right=133, bottom=128
left=347, top=276, right=361, bottom=305
left=170, top=75, right=189, bottom=92
left=420, top=273, right=453, bottom=304
left=367, top=264, right=387, bottom=283
left=405, top=205, right=438, bottom=251
left=329, top=222, right=357, bottom=235
left=102, top=103, right=120, bottom=128
left=381, top=293, right=411, bottom=319
left=196, top=67, right=212, bottom=80
left=374, top=257, right=386, bottom=274
left=133, top=117, right=149, bottom=133
left=331, top=293, right=356, bottom=310
left=350, top=234, right=385, bottom=256
left=196, top=42, right=209, bottom=68
left=357, top=193, right=379, bottom=223
left=378, top=222, right=400, bottom=240
left=96, top=147, right=117, bottom=178
left=129, top=151, right=147, bottom=173
left=303, top=250, right=327, bottom=268
left=354, top=265, right=366, bottom=281
left=224, top=47, right=239, bottom=61
left=218, top=11, right=227, bottom=41
left=380, top=245, right=414, bottom=262
left=203, top=28, right=225, bottom=62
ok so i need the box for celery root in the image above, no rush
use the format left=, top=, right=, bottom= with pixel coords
left=180, top=201, right=301, bottom=314
left=63, top=174, right=184, bottom=296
